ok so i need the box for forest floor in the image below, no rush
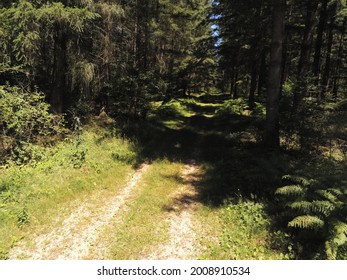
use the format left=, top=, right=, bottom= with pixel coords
left=2, top=92, right=290, bottom=260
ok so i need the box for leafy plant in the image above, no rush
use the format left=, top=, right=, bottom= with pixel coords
left=155, top=100, right=192, bottom=119
left=216, top=98, right=248, bottom=116
left=0, top=85, right=64, bottom=164
left=216, top=98, right=265, bottom=118
left=70, top=116, right=87, bottom=168
left=17, top=206, right=29, bottom=228
left=217, top=201, right=292, bottom=259
left=276, top=175, right=347, bottom=259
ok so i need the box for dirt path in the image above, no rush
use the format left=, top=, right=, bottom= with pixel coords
left=9, top=164, right=149, bottom=260
left=145, top=163, right=203, bottom=260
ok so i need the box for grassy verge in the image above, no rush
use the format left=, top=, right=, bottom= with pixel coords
left=197, top=201, right=293, bottom=260
left=0, top=124, right=136, bottom=259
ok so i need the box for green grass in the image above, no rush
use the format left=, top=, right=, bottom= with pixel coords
left=149, top=99, right=196, bottom=130
left=0, top=125, right=136, bottom=259
left=198, top=201, right=293, bottom=260
left=105, top=160, right=187, bottom=259
left=155, top=99, right=195, bottom=118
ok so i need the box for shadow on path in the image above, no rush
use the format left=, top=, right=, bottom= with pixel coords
left=118, top=93, right=288, bottom=207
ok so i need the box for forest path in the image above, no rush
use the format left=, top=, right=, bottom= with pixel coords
left=143, top=162, right=203, bottom=260
left=9, top=93, right=227, bottom=260
left=9, top=164, right=149, bottom=260
left=141, top=98, right=216, bottom=259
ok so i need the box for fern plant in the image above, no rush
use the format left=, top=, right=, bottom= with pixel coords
left=276, top=175, right=347, bottom=259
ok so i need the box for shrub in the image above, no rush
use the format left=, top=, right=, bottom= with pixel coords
left=216, top=98, right=265, bottom=118
left=276, top=175, right=347, bottom=259
left=216, top=98, right=248, bottom=116
left=0, top=85, right=64, bottom=164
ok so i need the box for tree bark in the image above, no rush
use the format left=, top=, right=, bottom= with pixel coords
left=312, top=0, right=328, bottom=81
left=249, top=59, right=258, bottom=109
left=233, top=67, right=239, bottom=99
left=292, top=0, right=319, bottom=111
left=332, top=20, right=346, bottom=100
left=50, top=25, right=68, bottom=114
left=265, top=0, right=285, bottom=150
left=257, top=49, right=267, bottom=96
left=248, top=0, right=264, bottom=109
left=321, top=4, right=336, bottom=99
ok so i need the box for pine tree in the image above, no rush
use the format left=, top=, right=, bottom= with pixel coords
left=265, top=0, right=285, bottom=149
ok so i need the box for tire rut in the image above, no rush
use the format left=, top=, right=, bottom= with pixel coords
left=9, top=164, right=149, bottom=260
left=144, top=163, right=202, bottom=260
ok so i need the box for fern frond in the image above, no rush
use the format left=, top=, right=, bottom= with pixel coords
left=288, top=215, right=324, bottom=229
left=275, top=185, right=304, bottom=197
left=288, top=200, right=336, bottom=217
left=333, top=233, right=347, bottom=247
left=288, top=201, right=312, bottom=214
left=327, top=188, right=343, bottom=196
left=325, top=240, right=338, bottom=260
left=332, top=221, right=347, bottom=236
left=311, top=200, right=336, bottom=217
left=281, top=175, right=316, bottom=187
left=316, top=189, right=339, bottom=203
left=326, top=221, right=347, bottom=260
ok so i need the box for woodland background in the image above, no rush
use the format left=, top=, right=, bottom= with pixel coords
left=0, top=0, right=346, bottom=260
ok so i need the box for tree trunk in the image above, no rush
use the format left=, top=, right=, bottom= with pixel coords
left=249, top=59, right=258, bottom=109
left=312, top=0, right=328, bottom=81
left=248, top=0, right=264, bottom=109
left=233, top=68, right=239, bottom=99
left=292, top=0, right=319, bottom=111
left=280, top=27, right=289, bottom=94
left=50, top=25, right=68, bottom=114
left=265, top=0, right=285, bottom=150
left=257, top=49, right=267, bottom=96
left=332, top=20, right=345, bottom=100
left=101, top=13, right=113, bottom=109
left=321, top=4, right=336, bottom=99
left=229, top=68, right=234, bottom=97
left=297, top=0, right=319, bottom=76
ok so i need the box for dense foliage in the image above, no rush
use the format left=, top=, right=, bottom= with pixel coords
left=276, top=175, right=347, bottom=259
left=0, top=85, right=63, bottom=164
left=0, top=0, right=346, bottom=260
left=0, top=0, right=215, bottom=116
left=212, top=1, right=346, bottom=259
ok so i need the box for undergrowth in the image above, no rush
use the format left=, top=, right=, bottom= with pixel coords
left=0, top=85, right=64, bottom=165
left=201, top=200, right=293, bottom=260
left=276, top=174, right=347, bottom=259
left=216, top=98, right=266, bottom=118
left=0, top=123, right=136, bottom=259
left=154, top=99, right=194, bottom=119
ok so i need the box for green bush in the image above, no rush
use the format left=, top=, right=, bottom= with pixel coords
left=276, top=175, right=347, bottom=259
left=216, top=98, right=265, bottom=118
left=216, top=98, right=248, bottom=116
left=0, top=85, right=64, bottom=164
left=155, top=100, right=191, bottom=118
left=280, top=97, right=347, bottom=156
